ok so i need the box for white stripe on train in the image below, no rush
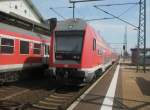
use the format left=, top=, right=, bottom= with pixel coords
left=0, top=63, right=43, bottom=71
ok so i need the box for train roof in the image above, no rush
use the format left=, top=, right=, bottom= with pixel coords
left=0, top=22, right=49, bottom=40
left=55, top=18, right=112, bottom=51
left=0, top=11, right=50, bottom=37
left=56, top=18, right=87, bottom=31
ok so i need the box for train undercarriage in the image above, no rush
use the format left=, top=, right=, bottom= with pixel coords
left=0, top=65, right=47, bottom=85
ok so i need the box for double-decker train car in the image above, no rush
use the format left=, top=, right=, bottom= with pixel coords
left=0, top=11, right=51, bottom=83
left=48, top=18, right=115, bottom=84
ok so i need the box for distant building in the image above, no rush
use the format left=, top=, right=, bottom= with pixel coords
left=131, top=48, right=150, bottom=65
left=0, top=0, right=43, bottom=23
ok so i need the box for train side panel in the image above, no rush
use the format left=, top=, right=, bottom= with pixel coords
left=0, top=28, right=50, bottom=83
left=0, top=29, right=42, bottom=66
left=81, top=25, right=104, bottom=69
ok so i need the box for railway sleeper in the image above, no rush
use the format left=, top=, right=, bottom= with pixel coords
left=45, top=98, right=65, bottom=103
left=33, top=92, right=74, bottom=110
left=33, top=104, right=58, bottom=110
left=0, top=100, right=31, bottom=110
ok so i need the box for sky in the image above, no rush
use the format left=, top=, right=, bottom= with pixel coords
left=32, top=0, right=150, bottom=54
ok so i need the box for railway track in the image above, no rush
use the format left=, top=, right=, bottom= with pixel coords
left=0, top=63, right=117, bottom=110
left=0, top=79, right=53, bottom=110
left=32, top=63, right=117, bottom=110
left=32, top=86, right=80, bottom=110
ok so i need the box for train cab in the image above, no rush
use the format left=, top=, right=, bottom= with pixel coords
left=48, top=18, right=114, bottom=84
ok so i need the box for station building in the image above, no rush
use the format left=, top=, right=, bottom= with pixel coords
left=131, top=48, right=150, bottom=65
left=0, top=0, right=43, bottom=23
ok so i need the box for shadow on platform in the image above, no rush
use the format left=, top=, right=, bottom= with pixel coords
left=136, top=77, right=150, bottom=96
left=78, top=93, right=150, bottom=110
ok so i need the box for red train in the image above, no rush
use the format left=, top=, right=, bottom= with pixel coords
left=48, top=18, right=117, bottom=84
left=0, top=11, right=50, bottom=83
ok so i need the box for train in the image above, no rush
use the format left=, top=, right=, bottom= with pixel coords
left=0, top=11, right=51, bottom=83
left=0, top=10, right=117, bottom=85
left=48, top=18, right=118, bottom=84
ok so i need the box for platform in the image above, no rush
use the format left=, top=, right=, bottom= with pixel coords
left=67, top=59, right=150, bottom=110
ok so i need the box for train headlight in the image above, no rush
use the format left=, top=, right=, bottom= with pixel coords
left=77, top=56, right=80, bottom=59
left=73, top=56, right=77, bottom=59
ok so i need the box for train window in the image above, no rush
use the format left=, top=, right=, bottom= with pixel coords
left=55, top=35, right=83, bottom=53
left=93, top=39, right=96, bottom=51
left=20, top=41, right=29, bottom=54
left=98, top=49, right=103, bottom=55
left=45, top=45, right=49, bottom=55
left=0, top=38, right=14, bottom=54
left=33, top=43, right=41, bottom=54
left=24, top=10, right=27, bottom=14
left=15, top=5, right=18, bottom=9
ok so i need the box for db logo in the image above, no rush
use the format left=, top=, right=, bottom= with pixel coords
left=64, top=64, right=68, bottom=68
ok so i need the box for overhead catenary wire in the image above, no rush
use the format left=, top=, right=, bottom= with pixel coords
left=94, top=6, right=138, bottom=28
left=117, top=4, right=138, bottom=17
left=69, top=0, right=105, bottom=19
left=86, top=4, right=137, bottom=22
left=49, top=8, right=66, bottom=20
left=95, top=2, right=139, bottom=7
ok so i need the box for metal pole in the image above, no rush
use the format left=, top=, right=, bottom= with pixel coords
left=144, top=0, right=146, bottom=72
left=137, top=0, right=146, bottom=72
left=73, top=2, right=75, bottom=19
left=136, top=27, right=140, bottom=72
left=137, top=0, right=141, bottom=72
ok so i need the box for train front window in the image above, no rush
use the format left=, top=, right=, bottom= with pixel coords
left=55, top=36, right=83, bottom=53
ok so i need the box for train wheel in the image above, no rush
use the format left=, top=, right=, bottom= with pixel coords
left=56, top=75, right=62, bottom=84
left=0, top=81, right=4, bottom=86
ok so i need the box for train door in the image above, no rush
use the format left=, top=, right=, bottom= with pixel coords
left=43, top=44, right=50, bottom=65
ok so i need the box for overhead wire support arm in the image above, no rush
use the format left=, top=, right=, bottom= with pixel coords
left=94, top=6, right=138, bottom=28
left=95, top=2, right=139, bottom=7
left=49, top=8, right=66, bottom=20
left=69, top=0, right=105, bottom=19
left=87, top=4, right=137, bottom=22
left=86, top=17, right=114, bottom=21
left=69, top=0, right=104, bottom=3
left=49, top=6, right=73, bottom=9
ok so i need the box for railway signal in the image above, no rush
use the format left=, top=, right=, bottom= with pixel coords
left=49, top=18, right=57, bottom=33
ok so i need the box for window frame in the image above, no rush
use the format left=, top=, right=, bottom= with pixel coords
left=93, top=38, right=96, bottom=51
left=19, top=40, right=30, bottom=55
left=98, top=48, right=103, bottom=55
left=0, top=37, right=15, bottom=54
left=44, top=44, right=50, bottom=55
left=33, top=43, right=41, bottom=55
